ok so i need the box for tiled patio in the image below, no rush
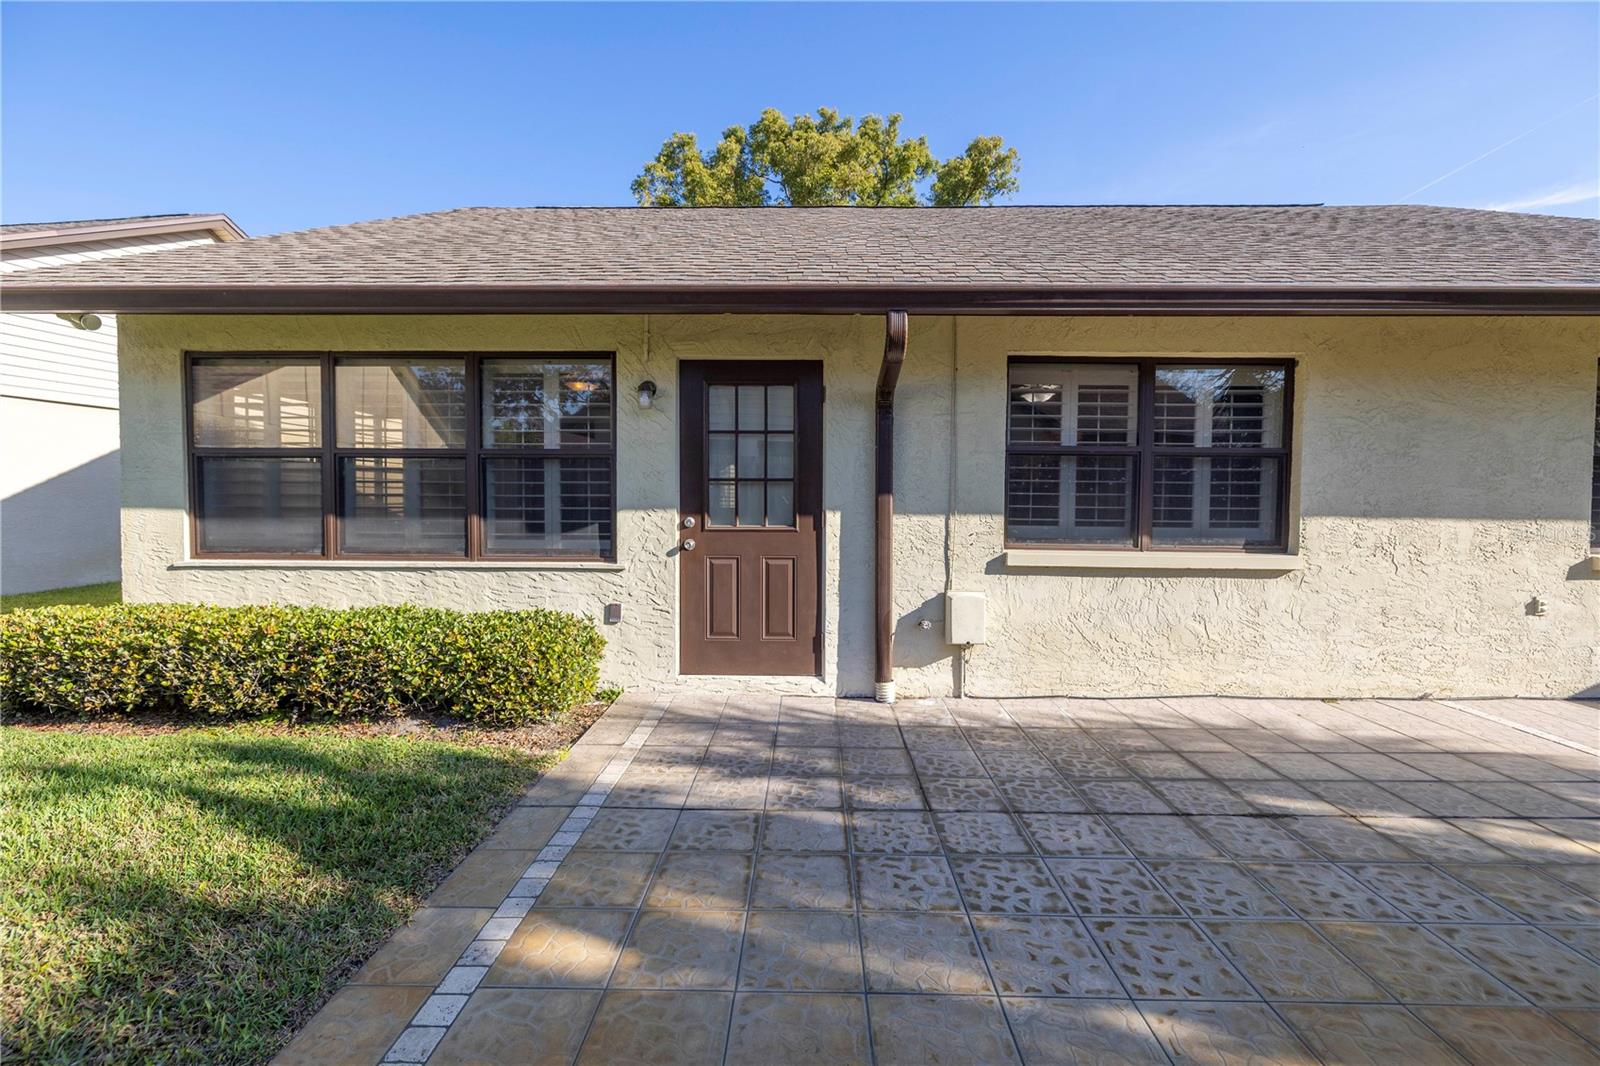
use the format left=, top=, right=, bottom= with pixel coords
left=278, top=694, right=1600, bottom=1066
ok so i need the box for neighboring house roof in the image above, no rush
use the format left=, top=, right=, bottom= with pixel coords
left=0, top=213, right=245, bottom=251
left=3, top=205, right=1595, bottom=315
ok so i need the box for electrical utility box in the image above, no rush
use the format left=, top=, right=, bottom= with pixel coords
left=945, top=591, right=987, bottom=645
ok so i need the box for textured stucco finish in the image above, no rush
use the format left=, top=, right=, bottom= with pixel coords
left=117, top=314, right=1599, bottom=698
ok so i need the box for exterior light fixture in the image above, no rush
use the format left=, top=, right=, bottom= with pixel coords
left=55, top=312, right=103, bottom=331
left=637, top=380, right=658, bottom=409
left=1018, top=386, right=1058, bottom=405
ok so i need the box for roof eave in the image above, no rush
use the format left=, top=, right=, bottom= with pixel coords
left=0, top=214, right=247, bottom=252
left=3, top=282, right=1598, bottom=316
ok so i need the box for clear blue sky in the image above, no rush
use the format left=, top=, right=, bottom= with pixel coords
left=3, top=2, right=1595, bottom=236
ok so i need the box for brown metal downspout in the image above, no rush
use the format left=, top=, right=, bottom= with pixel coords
left=874, top=310, right=909, bottom=702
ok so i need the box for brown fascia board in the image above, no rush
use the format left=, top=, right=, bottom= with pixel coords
left=1, top=281, right=1598, bottom=316
left=0, top=214, right=247, bottom=251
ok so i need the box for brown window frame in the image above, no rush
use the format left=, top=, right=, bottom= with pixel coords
left=1591, top=362, right=1599, bottom=550
left=185, top=351, right=618, bottom=562
left=1005, top=356, right=1295, bottom=552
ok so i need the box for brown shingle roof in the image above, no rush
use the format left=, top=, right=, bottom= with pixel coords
left=2, top=206, right=1594, bottom=315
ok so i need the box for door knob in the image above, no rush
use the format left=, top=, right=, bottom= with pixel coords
left=682, top=516, right=697, bottom=529
left=681, top=538, right=697, bottom=551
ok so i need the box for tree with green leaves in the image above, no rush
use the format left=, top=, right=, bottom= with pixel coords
left=632, top=108, right=1020, bottom=207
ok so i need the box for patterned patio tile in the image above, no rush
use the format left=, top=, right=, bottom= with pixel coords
left=980, top=748, right=1059, bottom=777
left=1244, top=862, right=1406, bottom=921
left=1541, top=923, right=1600, bottom=961
left=1464, top=782, right=1591, bottom=818
left=428, top=988, right=601, bottom=1065
left=855, top=855, right=963, bottom=912
left=355, top=907, right=495, bottom=985
left=1432, top=924, right=1600, bottom=1008
left=1380, top=781, right=1513, bottom=817
left=761, top=810, right=846, bottom=851
left=921, top=776, right=1009, bottom=812
left=1088, top=919, right=1255, bottom=999
left=867, top=994, right=1022, bottom=1065
left=1315, top=921, right=1518, bottom=1004
left=428, top=848, right=543, bottom=908
left=993, top=775, right=1086, bottom=813
left=949, top=856, right=1074, bottom=913
left=1002, top=998, right=1168, bottom=1064
left=765, top=774, right=842, bottom=810
left=1050, top=751, right=1132, bottom=778
left=1303, top=780, right=1426, bottom=817
left=1282, top=815, right=1416, bottom=860
left=664, top=810, right=759, bottom=851
left=1251, top=752, right=1359, bottom=780
left=1145, top=861, right=1295, bottom=918
left=609, top=909, right=744, bottom=990
left=1275, top=1004, right=1467, bottom=1065
left=603, top=767, right=694, bottom=808
left=859, top=912, right=993, bottom=993
left=841, top=747, right=914, bottom=776
left=909, top=748, right=987, bottom=776
left=1077, top=780, right=1173, bottom=815
left=843, top=774, right=927, bottom=811
left=1187, top=816, right=1319, bottom=860
left=486, top=908, right=633, bottom=987
left=642, top=852, right=751, bottom=910
left=738, top=911, right=863, bottom=991
left=1326, top=752, right=1439, bottom=781
left=1362, top=816, right=1512, bottom=863
left=575, top=808, right=679, bottom=851
left=934, top=811, right=1034, bottom=854
left=768, top=746, right=838, bottom=774
left=724, top=993, right=871, bottom=1066
left=1453, top=817, right=1595, bottom=862
left=1103, top=816, right=1220, bottom=859
left=750, top=853, right=852, bottom=910
left=1552, top=1009, right=1600, bottom=1047
left=1146, top=780, right=1255, bottom=816
left=683, top=772, right=768, bottom=809
left=973, top=915, right=1123, bottom=996
left=274, top=984, right=432, bottom=1066
left=537, top=851, right=659, bottom=909
left=1412, top=1006, right=1600, bottom=1066
left=1020, top=813, right=1130, bottom=856
left=1203, top=919, right=1386, bottom=1001
left=1048, top=857, right=1183, bottom=917
left=1229, top=780, right=1343, bottom=816
left=1138, top=1002, right=1316, bottom=1064
left=575, top=990, right=733, bottom=1065
left=1185, top=752, right=1279, bottom=780
left=849, top=810, right=942, bottom=853
left=1122, top=752, right=1209, bottom=779
left=1340, top=862, right=1518, bottom=922
left=1441, top=863, right=1600, bottom=923
left=481, top=805, right=570, bottom=851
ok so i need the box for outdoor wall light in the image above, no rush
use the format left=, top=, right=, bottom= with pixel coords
left=637, top=380, right=658, bottom=409
left=55, top=312, right=103, bottom=331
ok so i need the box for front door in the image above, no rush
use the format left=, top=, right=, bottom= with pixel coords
left=679, top=361, right=823, bottom=675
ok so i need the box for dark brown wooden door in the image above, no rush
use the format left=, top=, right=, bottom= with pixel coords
left=679, top=361, right=823, bottom=676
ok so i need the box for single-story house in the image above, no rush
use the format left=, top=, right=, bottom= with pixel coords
left=4, top=205, right=1596, bottom=699
left=0, top=212, right=245, bottom=593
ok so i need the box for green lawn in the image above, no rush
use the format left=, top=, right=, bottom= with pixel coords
left=0, top=581, right=121, bottom=613
left=1, top=726, right=552, bottom=1064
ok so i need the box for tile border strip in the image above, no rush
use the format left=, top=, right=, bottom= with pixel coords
left=380, top=698, right=669, bottom=1064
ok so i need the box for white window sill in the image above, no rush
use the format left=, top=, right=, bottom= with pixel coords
left=1004, top=548, right=1304, bottom=572
left=171, top=559, right=626, bottom=573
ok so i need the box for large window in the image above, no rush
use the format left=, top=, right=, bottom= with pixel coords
left=188, top=353, right=614, bottom=560
left=1006, top=359, right=1292, bottom=550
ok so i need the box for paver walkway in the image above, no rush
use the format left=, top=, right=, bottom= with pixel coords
left=277, top=694, right=1600, bottom=1065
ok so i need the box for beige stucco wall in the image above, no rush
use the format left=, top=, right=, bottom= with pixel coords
left=117, top=313, right=1599, bottom=699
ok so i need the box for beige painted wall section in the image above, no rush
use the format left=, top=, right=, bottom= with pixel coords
left=115, top=314, right=883, bottom=695
left=894, top=315, right=1598, bottom=699
left=117, top=314, right=1599, bottom=699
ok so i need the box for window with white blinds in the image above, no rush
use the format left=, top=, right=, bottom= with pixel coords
left=1006, top=360, right=1292, bottom=550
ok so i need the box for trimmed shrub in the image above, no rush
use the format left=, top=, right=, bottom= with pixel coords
left=0, top=603, right=604, bottom=723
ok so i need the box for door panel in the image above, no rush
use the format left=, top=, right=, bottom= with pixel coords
left=680, top=361, right=823, bottom=675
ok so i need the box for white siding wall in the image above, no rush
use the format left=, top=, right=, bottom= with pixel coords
left=1, top=231, right=217, bottom=408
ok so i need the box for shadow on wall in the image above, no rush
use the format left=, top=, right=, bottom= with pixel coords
left=1, top=449, right=121, bottom=594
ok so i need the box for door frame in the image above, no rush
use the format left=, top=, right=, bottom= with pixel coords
left=677, top=359, right=826, bottom=677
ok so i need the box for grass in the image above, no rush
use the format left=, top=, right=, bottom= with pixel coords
left=0, top=725, right=554, bottom=1064
left=0, top=581, right=121, bottom=613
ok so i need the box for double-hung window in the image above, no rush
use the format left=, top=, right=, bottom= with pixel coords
left=1006, top=359, right=1292, bottom=550
left=188, top=353, right=615, bottom=560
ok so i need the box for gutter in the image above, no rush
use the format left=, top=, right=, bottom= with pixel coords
left=875, top=310, right=909, bottom=703
left=2, top=283, right=1598, bottom=316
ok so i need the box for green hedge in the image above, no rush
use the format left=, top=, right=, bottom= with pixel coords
left=0, top=603, right=604, bottom=723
